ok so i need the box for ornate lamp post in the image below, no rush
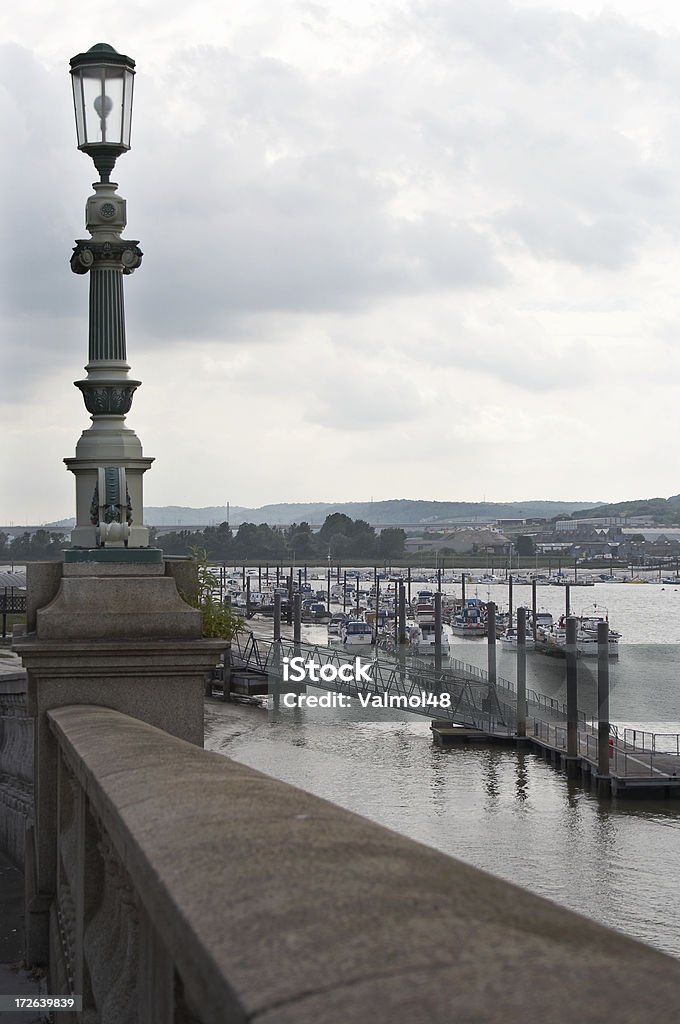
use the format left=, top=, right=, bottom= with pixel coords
left=65, top=43, right=153, bottom=554
left=10, top=46, right=226, bottom=973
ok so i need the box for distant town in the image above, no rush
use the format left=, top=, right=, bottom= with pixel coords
left=3, top=495, right=680, bottom=566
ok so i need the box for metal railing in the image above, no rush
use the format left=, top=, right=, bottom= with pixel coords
left=621, top=729, right=680, bottom=756
left=232, top=632, right=680, bottom=781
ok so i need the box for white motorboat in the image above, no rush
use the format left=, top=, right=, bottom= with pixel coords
left=536, top=613, right=620, bottom=658
left=327, top=613, right=346, bottom=637
left=413, top=624, right=450, bottom=657
left=412, top=590, right=436, bottom=625
left=499, top=628, right=535, bottom=651
left=342, top=619, right=374, bottom=647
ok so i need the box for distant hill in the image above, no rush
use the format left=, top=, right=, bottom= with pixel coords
left=566, top=495, right=680, bottom=525
left=129, top=499, right=600, bottom=529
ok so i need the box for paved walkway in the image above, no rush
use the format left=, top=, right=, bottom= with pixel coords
left=0, top=854, right=46, bottom=1023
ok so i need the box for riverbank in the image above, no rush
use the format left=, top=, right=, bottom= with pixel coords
left=204, top=694, right=680, bottom=959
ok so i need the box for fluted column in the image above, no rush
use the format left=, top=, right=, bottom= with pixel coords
left=65, top=181, right=153, bottom=551
left=89, top=263, right=127, bottom=362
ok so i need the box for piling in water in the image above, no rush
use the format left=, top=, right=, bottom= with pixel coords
left=434, top=591, right=443, bottom=675
left=516, top=606, right=527, bottom=737
left=273, top=592, right=281, bottom=642
left=293, top=592, right=301, bottom=653
left=487, top=601, right=497, bottom=686
left=566, top=616, right=578, bottom=759
left=598, top=620, right=611, bottom=785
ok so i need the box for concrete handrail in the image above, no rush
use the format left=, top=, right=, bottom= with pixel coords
left=48, top=704, right=680, bottom=1023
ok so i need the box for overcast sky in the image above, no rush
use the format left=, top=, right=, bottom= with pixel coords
left=3, top=0, right=680, bottom=523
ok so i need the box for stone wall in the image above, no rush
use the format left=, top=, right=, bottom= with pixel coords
left=0, top=672, right=33, bottom=868
left=47, top=703, right=680, bottom=1024
left=13, top=557, right=226, bottom=966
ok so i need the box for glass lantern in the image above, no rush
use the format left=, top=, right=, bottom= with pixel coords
left=70, top=43, right=135, bottom=181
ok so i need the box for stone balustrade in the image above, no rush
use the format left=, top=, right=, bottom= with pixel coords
left=0, top=672, right=32, bottom=868
left=48, top=703, right=680, bottom=1024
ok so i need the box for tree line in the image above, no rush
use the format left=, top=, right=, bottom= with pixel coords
left=153, top=514, right=406, bottom=561
left=0, top=530, right=70, bottom=562
left=0, top=515, right=406, bottom=563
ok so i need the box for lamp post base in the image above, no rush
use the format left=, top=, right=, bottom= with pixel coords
left=64, top=547, right=163, bottom=564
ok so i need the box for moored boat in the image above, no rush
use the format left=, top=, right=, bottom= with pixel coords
left=327, top=612, right=347, bottom=637
left=342, top=619, right=374, bottom=647
left=500, top=627, right=535, bottom=651
left=536, top=611, right=620, bottom=658
left=451, top=598, right=487, bottom=637
left=413, top=623, right=450, bottom=657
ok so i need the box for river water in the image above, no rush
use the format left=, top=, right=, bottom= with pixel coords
left=204, top=579, right=680, bottom=959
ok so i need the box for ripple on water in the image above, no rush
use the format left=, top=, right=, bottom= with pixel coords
left=205, top=700, right=680, bottom=959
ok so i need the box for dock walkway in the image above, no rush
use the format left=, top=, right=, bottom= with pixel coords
left=230, top=632, right=680, bottom=798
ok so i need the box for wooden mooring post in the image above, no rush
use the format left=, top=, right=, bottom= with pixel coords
left=273, top=592, right=281, bottom=641
left=398, top=582, right=406, bottom=646
left=566, top=616, right=579, bottom=769
left=272, top=596, right=282, bottom=709
left=597, top=620, right=611, bottom=794
left=516, top=606, right=527, bottom=737
left=487, top=601, right=497, bottom=686
left=531, top=579, right=538, bottom=643
left=508, top=575, right=513, bottom=625
left=293, top=593, right=301, bottom=655
left=434, top=591, right=443, bottom=675
left=461, top=573, right=466, bottom=603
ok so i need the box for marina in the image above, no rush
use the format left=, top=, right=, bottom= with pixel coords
left=5, top=559, right=680, bottom=962
left=225, top=630, right=680, bottom=798
left=201, top=569, right=680, bottom=961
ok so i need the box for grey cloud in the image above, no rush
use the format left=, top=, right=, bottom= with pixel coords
left=412, top=323, right=591, bottom=393
left=0, top=48, right=82, bottom=318
left=415, top=0, right=665, bottom=84
left=303, top=365, right=425, bottom=432
left=1, top=8, right=677, bottom=409
left=498, top=204, right=643, bottom=269
left=126, top=149, right=507, bottom=341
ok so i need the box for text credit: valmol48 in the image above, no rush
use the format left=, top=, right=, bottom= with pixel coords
left=279, top=659, right=452, bottom=710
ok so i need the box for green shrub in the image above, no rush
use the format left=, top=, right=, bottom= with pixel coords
left=185, top=547, right=245, bottom=640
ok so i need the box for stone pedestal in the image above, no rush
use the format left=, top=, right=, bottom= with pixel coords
left=12, top=558, right=226, bottom=965
left=64, top=409, right=153, bottom=549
